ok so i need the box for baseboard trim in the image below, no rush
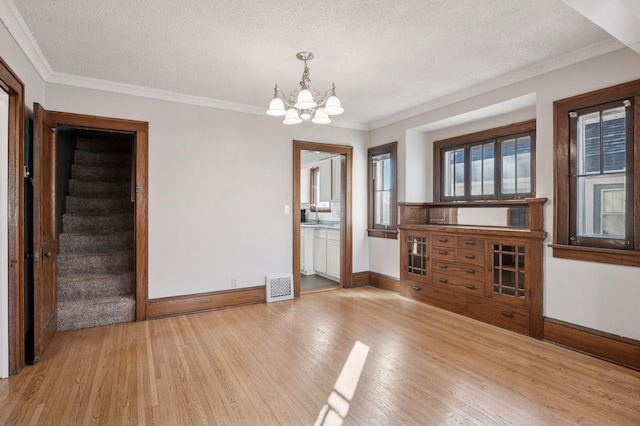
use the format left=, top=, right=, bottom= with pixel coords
left=148, top=286, right=265, bottom=319
left=544, top=318, right=640, bottom=371
left=369, top=271, right=401, bottom=293
left=351, top=271, right=370, bottom=288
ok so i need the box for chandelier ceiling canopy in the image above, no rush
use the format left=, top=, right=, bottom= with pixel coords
left=266, top=51, right=344, bottom=125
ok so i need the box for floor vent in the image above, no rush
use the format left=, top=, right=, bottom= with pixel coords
left=266, top=273, right=294, bottom=303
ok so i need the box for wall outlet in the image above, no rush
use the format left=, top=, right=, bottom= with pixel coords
left=231, top=278, right=238, bottom=288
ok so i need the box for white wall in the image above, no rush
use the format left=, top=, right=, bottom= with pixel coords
left=368, top=47, right=640, bottom=340
left=45, top=83, right=369, bottom=298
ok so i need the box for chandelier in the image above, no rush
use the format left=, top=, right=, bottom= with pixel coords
left=266, top=51, right=344, bottom=125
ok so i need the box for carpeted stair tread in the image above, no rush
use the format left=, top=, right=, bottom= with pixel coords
left=71, top=164, right=131, bottom=181
left=62, top=213, right=133, bottom=234
left=57, top=139, right=135, bottom=332
left=66, top=196, right=134, bottom=215
left=76, top=138, right=132, bottom=153
left=57, top=295, right=136, bottom=332
left=74, top=150, right=131, bottom=167
left=57, top=250, right=134, bottom=276
left=68, top=179, right=130, bottom=197
left=59, top=231, right=134, bottom=254
left=58, top=272, right=134, bottom=302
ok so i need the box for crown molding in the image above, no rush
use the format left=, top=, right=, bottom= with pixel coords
left=47, top=71, right=369, bottom=130
left=0, top=0, right=51, bottom=80
left=47, top=71, right=269, bottom=115
left=369, top=38, right=625, bottom=130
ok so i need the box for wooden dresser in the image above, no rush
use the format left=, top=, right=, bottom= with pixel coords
left=398, top=199, right=547, bottom=338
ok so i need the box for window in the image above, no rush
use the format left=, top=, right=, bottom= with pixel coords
left=435, top=120, right=535, bottom=201
left=368, top=142, right=397, bottom=239
left=553, top=79, right=640, bottom=267
left=309, top=166, right=330, bottom=212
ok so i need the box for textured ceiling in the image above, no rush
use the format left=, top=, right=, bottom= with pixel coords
left=9, top=0, right=624, bottom=127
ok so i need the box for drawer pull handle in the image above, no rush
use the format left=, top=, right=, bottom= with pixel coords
left=438, top=238, right=448, bottom=243
left=465, top=240, right=476, bottom=245
left=438, top=264, right=448, bottom=269
left=464, top=254, right=475, bottom=259
left=464, top=268, right=475, bottom=274
left=412, top=286, right=421, bottom=291
left=464, top=284, right=477, bottom=290
left=438, top=250, right=448, bottom=255
left=438, top=278, right=448, bottom=283
left=501, top=311, right=514, bottom=318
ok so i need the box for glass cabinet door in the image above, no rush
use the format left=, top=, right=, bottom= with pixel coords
left=406, top=234, right=429, bottom=282
left=491, top=242, right=528, bottom=303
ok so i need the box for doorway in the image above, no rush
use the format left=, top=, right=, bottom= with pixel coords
left=54, top=128, right=136, bottom=332
left=29, top=105, right=149, bottom=363
left=293, top=140, right=352, bottom=296
left=1, top=56, right=24, bottom=377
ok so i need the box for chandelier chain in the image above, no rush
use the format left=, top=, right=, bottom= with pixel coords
left=300, top=60, right=311, bottom=89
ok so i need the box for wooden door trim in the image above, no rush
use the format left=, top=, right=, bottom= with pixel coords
left=293, top=140, right=353, bottom=296
left=42, top=110, right=149, bottom=321
left=1, top=57, right=25, bottom=375
left=33, top=104, right=58, bottom=363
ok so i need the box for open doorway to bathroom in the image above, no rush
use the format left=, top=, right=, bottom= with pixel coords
left=292, top=141, right=352, bottom=296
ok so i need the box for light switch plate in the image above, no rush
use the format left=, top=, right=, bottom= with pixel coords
left=284, top=205, right=290, bottom=214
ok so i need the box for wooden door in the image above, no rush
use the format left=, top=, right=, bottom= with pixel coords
left=32, top=103, right=57, bottom=362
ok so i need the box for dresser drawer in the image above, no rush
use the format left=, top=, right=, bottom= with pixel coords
left=432, top=261, right=484, bottom=281
left=404, top=281, right=430, bottom=304
left=432, top=234, right=456, bottom=247
left=431, top=246, right=456, bottom=262
left=456, top=248, right=485, bottom=266
left=457, top=236, right=485, bottom=250
left=431, top=271, right=483, bottom=295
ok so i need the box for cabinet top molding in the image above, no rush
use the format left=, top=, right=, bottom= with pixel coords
left=398, top=198, right=547, bottom=208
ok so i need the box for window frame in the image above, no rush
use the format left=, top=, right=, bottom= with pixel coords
left=367, top=142, right=398, bottom=239
left=434, top=120, right=536, bottom=202
left=552, top=79, right=640, bottom=267
left=568, top=100, right=633, bottom=250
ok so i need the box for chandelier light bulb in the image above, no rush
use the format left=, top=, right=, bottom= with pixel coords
left=266, top=96, right=286, bottom=116
left=299, top=110, right=312, bottom=120
left=324, top=95, right=344, bottom=116
left=295, top=89, right=317, bottom=110
left=283, top=108, right=302, bottom=125
left=312, top=108, right=331, bottom=124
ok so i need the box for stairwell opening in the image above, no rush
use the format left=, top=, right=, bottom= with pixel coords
left=55, top=128, right=136, bottom=331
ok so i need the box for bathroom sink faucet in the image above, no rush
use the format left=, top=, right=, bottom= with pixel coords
left=309, top=204, right=320, bottom=224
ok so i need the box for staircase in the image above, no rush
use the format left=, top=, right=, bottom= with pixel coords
left=57, top=137, right=136, bottom=331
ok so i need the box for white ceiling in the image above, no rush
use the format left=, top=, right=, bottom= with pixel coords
left=3, top=0, right=638, bottom=129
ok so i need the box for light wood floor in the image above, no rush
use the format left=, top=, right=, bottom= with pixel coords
left=1, top=286, right=639, bottom=425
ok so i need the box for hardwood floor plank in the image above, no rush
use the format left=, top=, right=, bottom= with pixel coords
left=1, top=286, right=639, bottom=424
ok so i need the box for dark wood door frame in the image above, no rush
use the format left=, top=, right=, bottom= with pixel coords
left=33, top=104, right=58, bottom=363
left=1, top=57, right=25, bottom=375
left=293, top=140, right=353, bottom=296
left=36, top=109, right=149, bottom=322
